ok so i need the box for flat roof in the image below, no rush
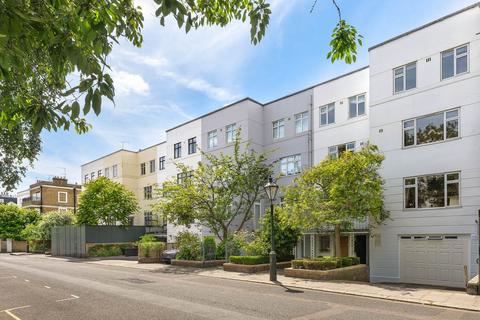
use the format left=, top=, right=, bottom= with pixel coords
left=81, top=148, right=136, bottom=167
left=369, top=2, right=480, bottom=51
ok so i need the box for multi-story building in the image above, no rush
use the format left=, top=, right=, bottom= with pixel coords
left=0, top=193, right=17, bottom=205
left=18, top=177, right=82, bottom=213
left=81, top=3, right=480, bottom=287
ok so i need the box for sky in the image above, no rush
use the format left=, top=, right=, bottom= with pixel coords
left=13, top=0, right=478, bottom=193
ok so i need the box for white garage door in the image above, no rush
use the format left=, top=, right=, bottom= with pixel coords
left=400, top=235, right=468, bottom=288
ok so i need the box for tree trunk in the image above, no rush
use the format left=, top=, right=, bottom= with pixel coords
left=334, top=224, right=341, bottom=257
left=223, top=228, right=229, bottom=261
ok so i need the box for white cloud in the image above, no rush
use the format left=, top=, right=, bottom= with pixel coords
left=112, top=70, right=150, bottom=95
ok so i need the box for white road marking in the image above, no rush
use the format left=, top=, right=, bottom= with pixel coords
left=1, top=305, right=31, bottom=320
left=23, top=279, right=29, bottom=282
left=44, top=285, right=51, bottom=289
left=56, top=294, right=80, bottom=302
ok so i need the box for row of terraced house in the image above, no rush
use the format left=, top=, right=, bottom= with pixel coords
left=81, top=4, right=480, bottom=288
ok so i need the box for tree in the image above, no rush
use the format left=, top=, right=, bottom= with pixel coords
left=282, top=144, right=388, bottom=256
left=0, top=204, right=40, bottom=240
left=0, top=0, right=360, bottom=191
left=22, top=210, right=75, bottom=242
left=154, top=132, right=272, bottom=246
left=77, top=177, right=138, bottom=225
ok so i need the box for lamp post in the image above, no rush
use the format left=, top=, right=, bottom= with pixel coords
left=264, top=177, right=279, bottom=282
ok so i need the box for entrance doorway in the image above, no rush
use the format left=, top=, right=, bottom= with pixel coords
left=354, top=234, right=368, bottom=264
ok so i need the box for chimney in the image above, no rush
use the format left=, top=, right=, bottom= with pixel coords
left=52, top=176, right=68, bottom=186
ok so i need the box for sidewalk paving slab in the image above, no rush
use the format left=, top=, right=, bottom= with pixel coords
left=41, top=256, right=480, bottom=312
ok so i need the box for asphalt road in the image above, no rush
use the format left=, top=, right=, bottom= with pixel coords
left=0, top=254, right=477, bottom=320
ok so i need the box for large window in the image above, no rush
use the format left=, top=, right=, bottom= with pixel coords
left=140, top=162, right=146, bottom=175
left=174, top=142, right=182, bottom=159
left=328, top=142, right=355, bottom=159
left=394, top=62, right=416, bottom=93
left=149, top=159, right=155, bottom=173
left=404, top=172, right=460, bottom=209
left=104, top=167, right=109, bottom=178
left=279, top=154, right=301, bottom=176
left=159, top=156, right=165, bottom=170
left=273, top=119, right=285, bottom=139
left=442, top=44, right=468, bottom=80
left=348, top=94, right=366, bottom=118
left=58, top=192, right=67, bottom=203
left=177, top=171, right=193, bottom=184
left=112, top=164, right=118, bottom=177
left=226, top=123, right=236, bottom=143
left=320, top=103, right=335, bottom=126
left=144, top=186, right=152, bottom=200
left=403, top=109, right=459, bottom=147
left=188, top=137, right=197, bottom=154
left=207, top=130, right=218, bottom=148
left=144, top=211, right=153, bottom=226
left=32, top=191, right=41, bottom=201
left=295, top=112, right=309, bottom=133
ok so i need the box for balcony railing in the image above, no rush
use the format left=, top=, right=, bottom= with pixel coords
left=21, top=197, right=41, bottom=206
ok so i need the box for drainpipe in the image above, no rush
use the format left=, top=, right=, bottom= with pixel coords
left=40, top=185, right=43, bottom=213
left=309, top=93, right=314, bottom=168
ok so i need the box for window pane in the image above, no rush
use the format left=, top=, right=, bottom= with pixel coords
left=405, top=63, right=416, bottom=90
left=357, top=95, right=365, bottom=115
left=346, top=142, right=355, bottom=151
left=404, top=128, right=415, bottom=146
left=456, top=45, right=467, bottom=55
left=405, top=186, right=416, bottom=208
left=456, top=55, right=467, bottom=74
left=349, top=98, right=357, bottom=118
left=416, top=113, right=444, bottom=144
left=394, top=68, right=404, bottom=76
left=405, top=178, right=416, bottom=185
left=320, top=112, right=327, bottom=125
left=394, top=76, right=404, bottom=93
left=447, top=173, right=459, bottom=181
left=319, top=236, right=330, bottom=252
left=447, top=182, right=459, bottom=206
left=446, top=119, right=458, bottom=139
left=338, top=144, right=346, bottom=155
left=404, top=120, right=414, bottom=129
left=328, top=105, right=335, bottom=123
left=442, top=50, right=454, bottom=79
left=446, top=110, right=458, bottom=119
left=418, top=175, right=445, bottom=208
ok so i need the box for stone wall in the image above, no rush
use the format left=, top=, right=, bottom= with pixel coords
left=284, top=264, right=369, bottom=282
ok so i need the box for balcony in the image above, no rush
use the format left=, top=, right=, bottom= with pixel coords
left=21, top=197, right=41, bottom=206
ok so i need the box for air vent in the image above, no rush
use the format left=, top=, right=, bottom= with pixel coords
left=444, top=236, right=458, bottom=239
left=426, top=57, right=432, bottom=62
left=400, top=236, right=412, bottom=239
left=413, top=236, right=427, bottom=240
left=427, top=235, right=443, bottom=240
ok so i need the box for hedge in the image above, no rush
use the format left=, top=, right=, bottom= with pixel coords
left=138, top=242, right=166, bottom=258
left=229, top=255, right=269, bottom=265
left=88, top=244, right=134, bottom=257
left=292, top=256, right=361, bottom=270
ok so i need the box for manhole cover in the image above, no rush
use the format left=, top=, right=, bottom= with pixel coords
left=120, top=278, right=154, bottom=284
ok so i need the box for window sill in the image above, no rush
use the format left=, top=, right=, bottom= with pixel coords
left=403, top=205, right=462, bottom=212
left=393, top=87, right=417, bottom=95
left=441, top=70, right=469, bottom=82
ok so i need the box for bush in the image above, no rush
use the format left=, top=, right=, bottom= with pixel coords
left=303, top=259, right=337, bottom=270
left=229, top=255, right=269, bottom=265
left=88, top=244, right=126, bottom=257
left=138, top=234, right=157, bottom=243
left=351, top=257, right=360, bottom=265
left=216, top=234, right=243, bottom=259
left=242, top=236, right=268, bottom=256
left=202, top=236, right=217, bottom=260
left=176, top=231, right=201, bottom=261
left=138, top=242, right=165, bottom=258
left=291, top=259, right=305, bottom=269
left=340, top=257, right=353, bottom=267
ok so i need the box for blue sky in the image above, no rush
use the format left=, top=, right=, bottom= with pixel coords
left=15, top=0, right=477, bottom=193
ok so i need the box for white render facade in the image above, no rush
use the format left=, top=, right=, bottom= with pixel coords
left=81, top=3, right=480, bottom=288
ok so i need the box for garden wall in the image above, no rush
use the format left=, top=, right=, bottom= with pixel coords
left=284, top=264, right=369, bottom=282
left=223, top=261, right=292, bottom=273
left=171, top=260, right=225, bottom=268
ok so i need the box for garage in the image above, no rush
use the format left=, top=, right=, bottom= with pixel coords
left=400, top=235, right=469, bottom=288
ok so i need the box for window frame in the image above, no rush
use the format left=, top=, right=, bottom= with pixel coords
left=159, top=156, right=165, bottom=170
left=112, top=164, right=118, bottom=177
left=272, top=118, right=285, bottom=140
left=294, top=111, right=309, bottom=133
left=348, top=94, right=366, bottom=119
left=97, top=169, right=102, bottom=177
left=403, top=171, right=461, bottom=210
left=393, top=62, right=417, bottom=94
left=177, top=171, right=193, bottom=184
left=279, top=154, right=302, bottom=176
left=144, top=186, right=153, bottom=200
left=173, top=142, right=182, bottom=159
left=226, top=123, right=236, bottom=144
left=402, top=108, right=460, bottom=148
left=104, top=167, right=109, bottom=178
left=320, top=103, right=335, bottom=126
left=441, top=43, right=469, bottom=80
left=91, top=172, right=95, bottom=180
left=149, top=159, right=155, bottom=173
left=328, top=142, right=355, bottom=159
left=207, top=130, right=218, bottom=149
left=84, top=174, right=89, bottom=183
left=188, top=137, right=197, bottom=154
left=57, top=191, right=68, bottom=203
left=144, top=211, right=153, bottom=226
left=140, top=162, right=146, bottom=175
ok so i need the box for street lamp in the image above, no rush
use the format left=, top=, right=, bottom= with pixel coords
left=264, top=177, right=279, bottom=281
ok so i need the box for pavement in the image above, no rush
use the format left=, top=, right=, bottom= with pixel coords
left=0, top=253, right=479, bottom=320
left=82, top=256, right=480, bottom=312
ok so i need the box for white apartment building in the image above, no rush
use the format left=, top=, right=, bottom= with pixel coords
left=81, top=3, right=480, bottom=287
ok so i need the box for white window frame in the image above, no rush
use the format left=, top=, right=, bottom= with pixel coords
left=272, top=119, right=285, bottom=139
left=279, top=154, right=301, bottom=176
left=393, top=62, right=416, bottom=94
left=402, top=108, right=460, bottom=148
left=295, top=111, right=309, bottom=133
left=348, top=94, right=366, bottom=118
left=403, top=171, right=461, bottom=210
left=207, top=130, right=218, bottom=148
left=149, top=159, right=155, bottom=173
left=441, top=43, right=469, bottom=80
left=226, top=123, right=236, bottom=144
left=58, top=192, right=68, bottom=203
left=320, top=103, right=335, bottom=126
left=112, top=164, right=118, bottom=177
left=328, top=142, right=355, bottom=159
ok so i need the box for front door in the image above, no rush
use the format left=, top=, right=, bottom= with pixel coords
left=340, top=236, right=349, bottom=257
left=354, top=235, right=367, bottom=264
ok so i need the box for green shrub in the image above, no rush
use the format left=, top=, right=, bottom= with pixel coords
left=229, top=255, right=269, bottom=265
left=340, top=257, right=353, bottom=267
left=351, top=257, right=360, bottom=265
left=138, top=241, right=165, bottom=258
left=291, top=259, right=304, bottom=269
left=216, top=235, right=242, bottom=259
left=202, top=236, right=217, bottom=260
left=138, top=234, right=157, bottom=243
left=176, top=231, right=202, bottom=260
left=88, top=244, right=123, bottom=257
left=303, top=259, right=337, bottom=270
